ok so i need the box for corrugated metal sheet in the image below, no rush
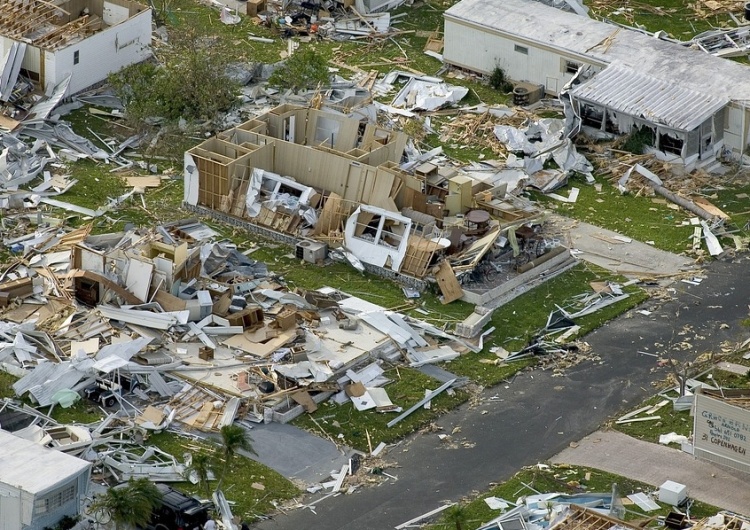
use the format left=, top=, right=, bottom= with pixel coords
left=443, top=0, right=750, bottom=102
left=570, top=63, right=728, bottom=132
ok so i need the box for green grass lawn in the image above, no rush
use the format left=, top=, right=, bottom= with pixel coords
left=293, top=366, right=468, bottom=452
left=447, top=263, right=648, bottom=387
left=146, top=431, right=300, bottom=522
left=533, top=175, right=696, bottom=254
left=612, top=395, right=694, bottom=444
left=426, top=464, right=719, bottom=530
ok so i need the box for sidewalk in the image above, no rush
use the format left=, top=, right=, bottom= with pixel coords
left=548, top=215, right=695, bottom=277
left=550, top=430, right=750, bottom=514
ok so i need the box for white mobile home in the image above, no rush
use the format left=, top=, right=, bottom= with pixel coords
left=443, top=0, right=750, bottom=165
left=0, top=429, right=91, bottom=530
left=0, top=0, right=151, bottom=95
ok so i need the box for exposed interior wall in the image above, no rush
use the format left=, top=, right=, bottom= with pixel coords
left=58, top=0, right=147, bottom=23
left=46, top=7, right=151, bottom=93
left=186, top=105, right=407, bottom=212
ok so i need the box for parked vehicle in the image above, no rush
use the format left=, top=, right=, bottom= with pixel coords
left=143, top=484, right=210, bottom=530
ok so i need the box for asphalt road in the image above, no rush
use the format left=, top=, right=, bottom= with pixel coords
left=252, top=259, right=749, bottom=530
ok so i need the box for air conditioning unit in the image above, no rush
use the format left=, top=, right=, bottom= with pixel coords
left=295, top=240, right=328, bottom=264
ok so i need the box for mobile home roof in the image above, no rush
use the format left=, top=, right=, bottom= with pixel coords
left=0, top=429, right=91, bottom=495
left=445, top=0, right=750, bottom=102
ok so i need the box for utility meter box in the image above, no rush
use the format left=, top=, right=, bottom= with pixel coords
left=658, top=480, right=687, bottom=506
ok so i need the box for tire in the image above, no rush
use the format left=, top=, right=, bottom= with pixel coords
left=104, top=396, right=117, bottom=408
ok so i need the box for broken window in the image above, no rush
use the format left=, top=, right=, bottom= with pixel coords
left=34, top=482, right=76, bottom=515
left=353, top=213, right=403, bottom=249
left=604, top=110, right=620, bottom=135
left=514, top=44, right=528, bottom=55
left=659, top=131, right=684, bottom=155
left=562, top=59, right=581, bottom=75
left=74, top=50, right=80, bottom=65
left=580, top=104, right=604, bottom=129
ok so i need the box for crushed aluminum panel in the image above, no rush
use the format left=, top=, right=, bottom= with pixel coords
left=392, top=78, right=469, bottom=111
left=701, top=221, right=723, bottom=256
left=96, top=336, right=153, bottom=361
left=98, top=305, right=189, bottom=330
left=12, top=361, right=60, bottom=396
left=0, top=42, right=26, bottom=102
left=334, top=12, right=391, bottom=35
left=408, top=346, right=459, bottom=367
left=219, top=397, right=241, bottom=428
left=28, top=364, right=91, bottom=406
left=213, top=490, right=238, bottom=530
left=359, top=312, right=413, bottom=346
left=345, top=362, right=384, bottom=385
left=626, top=492, right=660, bottom=511
left=24, top=75, right=72, bottom=124
left=387, top=313, right=428, bottom=347
left=351, top=390, right=378, bottom=411
left=570, top=62, right=728, bottom=132
left=92, top=355, right=130, bottom=373
left=368, top=386, right=396, bottom=410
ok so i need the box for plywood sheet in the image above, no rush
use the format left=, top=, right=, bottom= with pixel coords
left=435, top=261, right=463, bottom=304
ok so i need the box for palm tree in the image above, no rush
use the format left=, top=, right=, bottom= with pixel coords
left=186, top=451, right=215, bottom=498
left=90, top=478, right=162, bottom=530
left=216, top=424, right=256, bottom=491
left=444, top=504, right=468, bottom=530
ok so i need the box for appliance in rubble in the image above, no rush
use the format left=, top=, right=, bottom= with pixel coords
left=296, top=240, right=328, bottom=264
left=512, top=82, right=545, bottom=106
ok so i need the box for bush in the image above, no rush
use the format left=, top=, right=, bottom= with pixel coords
left=489, top=65, right=513, bottom=92
left=109, top=28, right=239, bottom=124
left=620, top=126, right=655, bottom=154
left=44, top=515, right=79, bottom=530
left=268, top=48, right=331, bottom=93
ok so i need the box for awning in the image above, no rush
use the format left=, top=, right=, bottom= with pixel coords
left=570, top=62, right=728, bottom=132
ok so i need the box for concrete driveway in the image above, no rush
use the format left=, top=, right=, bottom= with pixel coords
left=551, top=429, right=750, bottom=514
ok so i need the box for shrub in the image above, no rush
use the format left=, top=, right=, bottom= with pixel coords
left=268, top=48, right=331, bottom=93
left=109, top=28, right=239, bottom=124
left=489, top=65, right=513, bottom=92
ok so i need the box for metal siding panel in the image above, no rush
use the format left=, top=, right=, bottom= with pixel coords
left=0, top=489, right=22, bottom=530
left=570, top=63, right=728, bottom=131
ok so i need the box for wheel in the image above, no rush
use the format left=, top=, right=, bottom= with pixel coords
left=104, top=396, right=117, bottom=408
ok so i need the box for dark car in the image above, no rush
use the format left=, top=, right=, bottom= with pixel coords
left=144, top=484, right=211, bottom=530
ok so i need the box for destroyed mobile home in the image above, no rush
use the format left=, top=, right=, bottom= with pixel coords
left=184, top=104, right=574, bottom=304
left=0, top=218, right=504, bottom=442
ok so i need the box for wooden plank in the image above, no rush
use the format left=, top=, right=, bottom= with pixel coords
left=435, top=261, right=463, bottom=304
left=125, top=176, right=162, bottom=188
